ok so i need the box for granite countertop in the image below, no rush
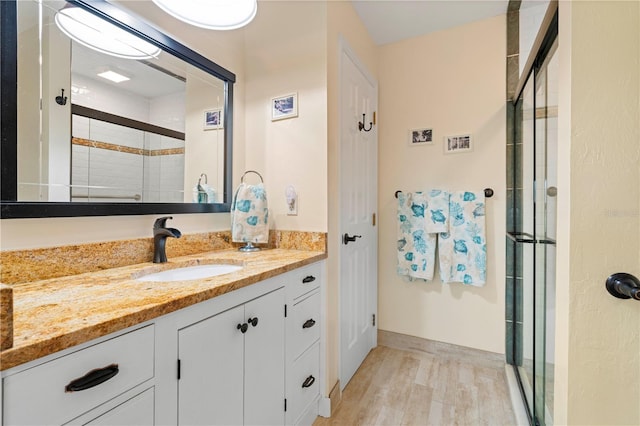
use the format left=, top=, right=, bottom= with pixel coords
left=0, top=248, right=326, bottom=372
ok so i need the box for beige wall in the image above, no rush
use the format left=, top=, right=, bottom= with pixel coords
left=327, top=1, right=378, bottom=394
left=555, top=1, right=640, bottom=424
left=243, top=1, right=328, bottom=233
left=377, top=15, right=507, bottom=354
left=184, top=75, right=225, bottom=203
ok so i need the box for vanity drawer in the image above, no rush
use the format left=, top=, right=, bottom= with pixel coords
left=288, top=342, right=320, bottom=424
left=290, top=291, right=320, bottom=360
left=3, top=325, right=154, bottom=426
left=289, top=263, right=321, bottom=300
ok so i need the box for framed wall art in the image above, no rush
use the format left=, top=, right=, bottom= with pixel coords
left=444, top=134, right=473, bottom=154
left=271, top=92, right=298, bottom=121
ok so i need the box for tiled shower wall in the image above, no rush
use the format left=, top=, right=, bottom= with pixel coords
left=71, top=116, right=184, bottom=202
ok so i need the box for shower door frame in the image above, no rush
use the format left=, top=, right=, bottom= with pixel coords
left=508, top=6, right=558, bottom=426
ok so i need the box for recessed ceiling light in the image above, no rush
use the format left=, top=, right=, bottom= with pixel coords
left=97, top=70, right=131, bottom=83
left=55, top=6, right=161, bottom=60
left=152, top=0, right=257, bottom=31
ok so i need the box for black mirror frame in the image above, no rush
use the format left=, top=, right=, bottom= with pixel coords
left=0, top=0, right=235, bottom=218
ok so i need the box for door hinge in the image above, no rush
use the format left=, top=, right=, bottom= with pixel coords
left=373, top=111, right=377, bottom=125
left=177, top=359, right=181, bottom=380
left=284, top=304, right=288, bottom=318
left=372, top=314, right=376, bottom=326
left=284, top=398, right=287, bottom=412
left=372, top=213, right=376, bottom=226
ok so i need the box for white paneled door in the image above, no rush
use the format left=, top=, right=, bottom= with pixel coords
left=339, top=39, right=378, bottom=390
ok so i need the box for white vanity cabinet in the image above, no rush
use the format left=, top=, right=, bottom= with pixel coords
left=285, top=263, right=322, bottom=426
left=177, top=288, right=285, bottom=426
left=2, top=325, right=155, bottom=426
left=1, top=259, right=325, bottom=426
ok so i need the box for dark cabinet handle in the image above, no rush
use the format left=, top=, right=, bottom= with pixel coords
left=302, top=375, right=315, bottom=388
left=237, top=323, right=248, bottom=333
left=302, top=319, right=316, bottom=329
left=65, top=364, right=119, bottom=392
left=248, top=317, right=259, bottom=327
left=302, top=275, right=316, bottom=284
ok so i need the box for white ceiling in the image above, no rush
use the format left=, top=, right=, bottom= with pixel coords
left=350, top=0, right=510, bottom=45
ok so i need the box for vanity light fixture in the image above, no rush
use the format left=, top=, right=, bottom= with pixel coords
left=152, top=0, right=258, bottom=31
left=97, top=70, right=130, bottom=83
left=54, top=6, right=161, bottom=60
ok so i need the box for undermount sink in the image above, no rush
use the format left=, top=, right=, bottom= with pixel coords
left=135, top=264, right=243, bottom=282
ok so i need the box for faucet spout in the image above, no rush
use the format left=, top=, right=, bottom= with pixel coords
left=153, top=217, right=181, bottom=263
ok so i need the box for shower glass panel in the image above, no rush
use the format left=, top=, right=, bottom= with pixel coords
left=535, top=42, right=558, bottom=426
left=519, top=73, right=535, bottom=418
left=510, top=37, right=557, bottom=426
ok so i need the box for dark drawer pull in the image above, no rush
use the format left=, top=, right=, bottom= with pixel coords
left=302, top=375, right=315, bottom=388
left=302, top=275, right=316, bottom=284
left=65, top=364, right=119, bottom=392
left=302, top=319, right=316, bottom=329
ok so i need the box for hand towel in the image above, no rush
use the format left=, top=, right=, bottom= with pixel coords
left=231, top=183, right=269, bottom=243
left=397, top=192, right=437, bottom=281
left=425, top=189, right=450, bottom=233
left=438, top=191, right=487, bottom=286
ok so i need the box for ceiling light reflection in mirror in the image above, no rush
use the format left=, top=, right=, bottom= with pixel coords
left=54, top=5, right=161, bottom=59
left=152, top=0, right=257, bottom=30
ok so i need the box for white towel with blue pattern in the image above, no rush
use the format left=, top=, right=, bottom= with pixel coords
left=231, top=183, right=269, bottom=243
left=438, top=191, right=487, bottom=286
left=397, top=192, right=437, bottom=281
left=425, top=189, right=450, bottom=233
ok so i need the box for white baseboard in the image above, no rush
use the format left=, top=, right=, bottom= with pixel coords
left=318, top=397, right=331, bottom=417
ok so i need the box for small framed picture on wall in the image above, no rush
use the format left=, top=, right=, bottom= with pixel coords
left=408, top=127, right=434, bottom=146
left=203, top=108, right=223, bottom=130
left=271, top=92, right=298, bottom=121
left=444, top=134, right=473, bottom=154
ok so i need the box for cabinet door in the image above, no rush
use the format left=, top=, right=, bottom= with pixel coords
left=178, top=305, right=245, bottom=426
left=244, top=288, right=285, bottom=426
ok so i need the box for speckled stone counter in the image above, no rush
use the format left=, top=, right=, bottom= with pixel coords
left=0, top=284, right=12, bottom=351
left=1, top=248, right=326, bottom=371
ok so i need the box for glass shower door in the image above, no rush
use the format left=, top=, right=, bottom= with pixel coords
left=534, top=41, right=557, bottom=426
left=510, top=39, right=557, bottom=426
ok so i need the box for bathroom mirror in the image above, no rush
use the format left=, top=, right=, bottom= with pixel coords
left=0, top=0, right=235, bottom=218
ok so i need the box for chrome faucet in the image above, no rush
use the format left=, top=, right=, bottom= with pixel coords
left=153, top=216, right=182, bottom=263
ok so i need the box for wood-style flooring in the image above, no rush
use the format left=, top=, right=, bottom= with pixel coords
left=314, top=341, right=516, bottom=425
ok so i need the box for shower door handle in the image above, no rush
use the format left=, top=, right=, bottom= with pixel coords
left=605, top=273, right=640, bottom=301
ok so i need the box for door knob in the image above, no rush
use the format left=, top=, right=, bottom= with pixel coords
left=343, top=233, right=362, bottom=245
left=247, top=317, right=258, bottom=327
left=605, top=273, right=640, bottom=300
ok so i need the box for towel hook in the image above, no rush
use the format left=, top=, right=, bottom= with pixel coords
left=240, top=170, right=264, bottom=183
left=358, top=113, right=373, bottom=132
left=55, top=88, right=67, bottom=106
